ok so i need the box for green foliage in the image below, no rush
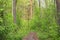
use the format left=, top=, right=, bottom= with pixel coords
left=0, top=0, right=59, bottom=40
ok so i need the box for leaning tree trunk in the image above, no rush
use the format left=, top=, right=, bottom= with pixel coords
left=56, top=0, right=60, bottom=36
left=12, top=0, right=17, bottom=24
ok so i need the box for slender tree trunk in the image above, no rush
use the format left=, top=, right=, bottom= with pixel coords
left=12, top=0, right=17, bottom=23
left=38, top=0, right=40, bottom=8
left=29, top=0, right=33, bottom=19
left=56, top=0, right=60, bottom=36
left=56, top=0, right=60, bottom=12
left=56, top=0, right=60, bottom=26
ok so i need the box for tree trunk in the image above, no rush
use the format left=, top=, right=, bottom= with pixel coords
left=56, top=0, right=60, bottom=25
left=38, top=0, right=40, bottom=8
left=12, top=0, right=17, bottom=23
left=29, top=0, right=33, bottom=19
left=56, top=0, right=60, bottom=36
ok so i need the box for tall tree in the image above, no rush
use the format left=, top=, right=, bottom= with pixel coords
left=56, top=0, right=60, bottom=36
left=29, top=0, right=33, bottom=19
left=12, top=0, right=17, bottom=23
left=56, top=0, right=60, bottom=25
left=38, top=0, right=40, bottom=7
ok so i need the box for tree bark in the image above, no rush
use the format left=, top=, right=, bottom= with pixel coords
left=29, top=0, right=33, bottom=19
left=38, top=0, right=40, bottom=8
left=12, top=0, right=17, bottom=23
left=56, top=0, right=60, bottom=25
left=56, top=0, right=60, bottom=36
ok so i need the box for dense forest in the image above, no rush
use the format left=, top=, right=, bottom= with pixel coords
left=0, top=0, right=60, bottom=40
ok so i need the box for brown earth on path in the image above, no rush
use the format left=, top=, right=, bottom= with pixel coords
left=22, top=32, right=39, bottom=40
